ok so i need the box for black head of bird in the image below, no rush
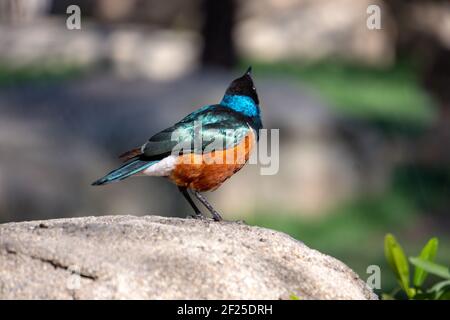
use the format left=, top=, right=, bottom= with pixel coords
left=224, top=66, right=259, bottom=105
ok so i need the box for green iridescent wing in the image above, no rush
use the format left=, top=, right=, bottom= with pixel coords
left=140, top=105, right=252, bottom=160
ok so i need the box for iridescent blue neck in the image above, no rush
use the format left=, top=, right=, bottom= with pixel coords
left=221, top=94, right=260, bottom=118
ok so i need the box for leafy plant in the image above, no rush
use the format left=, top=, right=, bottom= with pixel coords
left=383, top=234, right=450, bottom=299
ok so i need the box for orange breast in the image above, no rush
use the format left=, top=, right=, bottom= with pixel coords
left=169, top=130, right=256, bottom=191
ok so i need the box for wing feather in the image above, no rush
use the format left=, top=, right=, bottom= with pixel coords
left=140, top=105, right=252, bottom=160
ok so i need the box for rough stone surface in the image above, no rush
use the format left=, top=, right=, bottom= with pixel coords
left=0, top=215, right=377, bottom=300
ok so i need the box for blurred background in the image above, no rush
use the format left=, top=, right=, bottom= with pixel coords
left=0, top=0, right=449, bottom=295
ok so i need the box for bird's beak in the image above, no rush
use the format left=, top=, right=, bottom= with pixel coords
left=245, top=66, right=252, bottom=77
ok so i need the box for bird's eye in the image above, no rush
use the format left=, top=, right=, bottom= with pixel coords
left=252, top=86, right=256, bottom=91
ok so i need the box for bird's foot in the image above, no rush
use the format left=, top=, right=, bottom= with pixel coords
left=220, top=218, right=246, bottom=224
left=210, top=211, right=223, bottom=222
left=186, top=211, right=222, bottom=222
left=188, top=213, right=207, bottom=220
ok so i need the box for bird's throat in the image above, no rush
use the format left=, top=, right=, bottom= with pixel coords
left=221, top=95, right=260, bottom=118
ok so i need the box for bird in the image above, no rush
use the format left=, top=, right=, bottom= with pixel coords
left=92, top=67, right=262, bottom=221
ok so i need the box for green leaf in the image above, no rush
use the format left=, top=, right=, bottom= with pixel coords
left=384, top=234, right=413, bottom=298
left=427, top=280, right=450, bottom=300
left=381, top=293, right=395, bottom=300
left=409, top=257, right=450, bottom=280
left=290, top=294, right=300, bottom=300
left=412, top=291, right=437, bottom=300
left=413, top=237, right=439, bottom=287
left=438, top=290, right=450, bottom=300
left=428, top=280, right=450, bottom=293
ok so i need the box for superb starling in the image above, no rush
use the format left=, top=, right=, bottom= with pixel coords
left=92, top=67, right=262, bottom=221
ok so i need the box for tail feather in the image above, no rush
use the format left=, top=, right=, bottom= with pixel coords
left=92, top=159, right=156, bottom=186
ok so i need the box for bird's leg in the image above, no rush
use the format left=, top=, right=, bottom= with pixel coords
left=192, top=190, right=223, bottom=221
left=178, top=187, right=205, bottom=219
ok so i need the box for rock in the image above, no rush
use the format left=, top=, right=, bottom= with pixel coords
left=0, top=215, right=377, bottom=300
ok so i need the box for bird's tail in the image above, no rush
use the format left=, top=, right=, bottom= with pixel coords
left=91, top=159, right=156, bottom=186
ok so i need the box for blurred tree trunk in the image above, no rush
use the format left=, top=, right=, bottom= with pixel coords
left=386, top=0, right=450, bottom=165
left=385, top=0, right=450, bottom=219
left=200, top=0, right=237, bottom=69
